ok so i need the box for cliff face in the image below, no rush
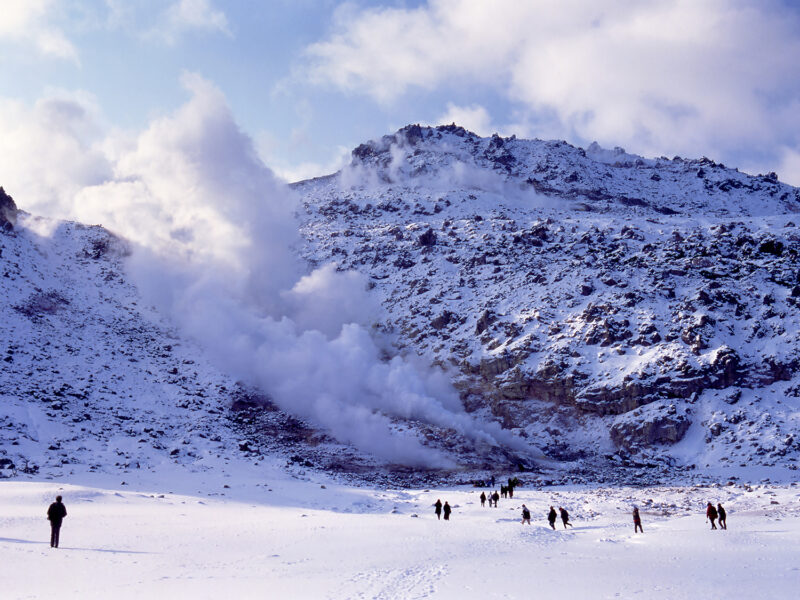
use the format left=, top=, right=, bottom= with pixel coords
left=0, top=187, right=17, bottom=231
left=295, top=124, right=800, bottom=470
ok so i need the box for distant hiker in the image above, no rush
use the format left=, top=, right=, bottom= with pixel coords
left=492, top=491, right=500, bottom=507
left=507, top=477, right=519, bottom=499
left=633, top=507, right=643, bottom=533
left=717, top=504, right=727, bottom=530
left=521, top=504, right=531, bottom=525
left=47, top=495, right=67, bottom=548
left=443, top=501, right=452, bottom=521
left=434, top=499, right=443, bottom=520
left=490, top=475, right=495, bottom=487
left=559, top=507, right=572, bottom=528
left=480, top=492, right=487, bottom=507
left=548, top=506, right=557, bottom=530
left=706, top=502, right=718, bottom=530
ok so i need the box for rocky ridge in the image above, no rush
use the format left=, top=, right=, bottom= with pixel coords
left=2, top=123, right=799, bottom=484
left=295, top=124, right=800, bottom=472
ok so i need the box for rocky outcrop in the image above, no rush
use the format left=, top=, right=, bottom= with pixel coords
left=297, top=123, right=800, bottom=464
left=610, top=402, right=692, bottom=450
left=0, top=187, right=17, bottom=231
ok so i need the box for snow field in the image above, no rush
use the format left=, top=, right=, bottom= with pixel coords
left=1, top=471, right=798, bottom=599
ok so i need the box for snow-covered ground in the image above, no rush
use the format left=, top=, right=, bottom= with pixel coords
left=2, top=463, right=798, bottom=599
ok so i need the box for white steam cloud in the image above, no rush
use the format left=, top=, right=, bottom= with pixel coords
left=4, top=74, right=529, bottom=466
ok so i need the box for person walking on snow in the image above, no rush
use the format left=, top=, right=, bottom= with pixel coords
left=443, top=501, right=452, bottom=521
left=492, top=491, right=500, bottom=507
left=521, top=504, right=531, bottom=525
left=548, top=506, right=557, bottom=530
left=47, top=495, right=67, bottom=548
left=434, top=499, right=443, bottom=520
left=717, top=503, right=727, bottom=530
left=559, top=507, right=573, bottom=528
left=633, top=507, right=643, bottom=533
left=480, top=492, right=486, bottom=507
left=706, top=502, right=718, bottom=530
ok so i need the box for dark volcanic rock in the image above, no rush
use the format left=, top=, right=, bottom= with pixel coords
left=418, top=229, right=437, bottom=247
left=0, top=187, right=17, bottom=231
left=610, top=402, right=692, bottom=450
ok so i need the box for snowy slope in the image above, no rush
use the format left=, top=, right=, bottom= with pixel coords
left=295, top=124, right=800, bottom=476
left=2, top=469, right=799, bottom=599
left=0, top=211, right=406, bottom=483
left=3, top=124, right=800, bottom=484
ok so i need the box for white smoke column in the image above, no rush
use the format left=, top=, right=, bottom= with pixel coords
left=72, top=74, right=526, bottom=466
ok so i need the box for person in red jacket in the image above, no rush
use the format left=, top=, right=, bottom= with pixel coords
left=706, top=502, right=718, bottom=530
left=46, top=495, right=67, bottom=548
left=633, top=506, right=643, bottom=533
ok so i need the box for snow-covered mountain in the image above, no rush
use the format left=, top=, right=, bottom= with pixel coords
left=0, top=191, right=398, bottom=483
left=3, top=124, right=800, bottom=484
left=296, top=124, right=800, bottom=475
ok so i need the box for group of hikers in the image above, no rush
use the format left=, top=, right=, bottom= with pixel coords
left=522, top=504, right=573, bottom=530
left=44, top=490, right=731, bottom=548
left=706, top=502, right=728, bottom=530
left=433, top=499, right=452, bottom=520
left=434, top=491, right=731, bottom=534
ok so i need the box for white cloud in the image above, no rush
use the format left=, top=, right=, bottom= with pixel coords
left=257, top=137, right=352, bottom=183
left=303, top=0, right=800, bottom=171
left=149, top=0, right=231, bottom=44
left=0, top=0, right=79, bottom=62
left=0, top=91, right=110, bottom=217
left=777, top=148, right=800, bottom=187
left=435, top=103, right=495, bottom=137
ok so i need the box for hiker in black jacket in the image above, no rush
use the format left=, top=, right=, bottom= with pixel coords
left=443, top=501, right=452, bottom=521
left=434, top=499, right=443, bottom=520
left=521, top=504, right=531, bottom=525
left=717, top=503, right=727, bottom=530
left=559, top=507, right=573, bottom=528
left=547, top=506, right=557, bottom=530
left=706, top=502, right=718, bottom=530
left=633, top=507, right=643, bottom=533
left=47, top=495, right=67, bottom=548
left=480, top=491, right=486, bottom=507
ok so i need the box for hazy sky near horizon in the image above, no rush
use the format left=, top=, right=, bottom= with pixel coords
left=2, top=0, right=800, bottom=190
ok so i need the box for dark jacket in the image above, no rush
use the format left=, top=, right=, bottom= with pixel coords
left=443, top=503, right=452, bottom=516
left=633, top=508, right=641, bottom=524
left=559, top=508, right=570, bottom=522
left=522, top=507, right=531, bottom=520
left=717, top=505, right=726, bottom=519
left=47, top=501, right=67, bottom=525
left=548, top=508, right=557, bottom=523
left=706, top=504, right=718, bottom=520
left=434, top=500, right=442, bottom=514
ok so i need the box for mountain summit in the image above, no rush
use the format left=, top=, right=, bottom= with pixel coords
left=296, top=124, right=800, bottom=474
left=2, top=124, right=800, bottom=483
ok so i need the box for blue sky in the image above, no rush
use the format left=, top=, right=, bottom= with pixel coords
left=2, top=0, right=800, bottom=193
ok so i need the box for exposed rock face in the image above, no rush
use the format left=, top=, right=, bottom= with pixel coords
left=0, top=187, right=17, bottom=231
left=610, top=402, right=692, bottom=450
left=295, top=124, right=800, bottom=467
